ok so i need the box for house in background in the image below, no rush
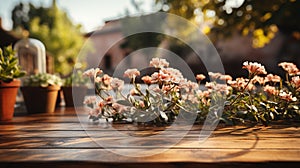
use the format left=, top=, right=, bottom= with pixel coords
left=84, top=19, right=127, bottom=75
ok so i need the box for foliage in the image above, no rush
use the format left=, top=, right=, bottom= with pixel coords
left=23, top=73, right=62, bottom=87
left=0, top=45, right=26, bottom=82
left=156, top=0, right=300, bottom=48
left=63, top=70, right=89, bottom=87
left=11, top=1, right=85, bottom=75
left=83, top=58, right=300, bottom=126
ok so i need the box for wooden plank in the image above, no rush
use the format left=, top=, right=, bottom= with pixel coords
left=0, top=149, right=299, bottom=163
left=0, top=107, right=299, bottom=167
left=1, top=161, right=299, bottom=168
left=0, top=135, right=299, bottom=149
left=1, top=129, right=299, bottom=138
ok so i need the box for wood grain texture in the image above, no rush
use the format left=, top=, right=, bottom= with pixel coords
left=0, top=107, right=299, bottom=167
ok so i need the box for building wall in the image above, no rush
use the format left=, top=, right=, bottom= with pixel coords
left=85, top=20, right=126, bottom=75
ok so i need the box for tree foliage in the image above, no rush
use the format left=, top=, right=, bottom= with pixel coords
left=156, top=0, right=300, bottom=47
left=11, top=1, right=85, bottom=75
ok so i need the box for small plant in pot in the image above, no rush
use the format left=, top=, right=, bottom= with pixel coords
left=21, top=73, right=62, bottom=113
left=0, top=45, right=26, bottom=121
left=62, top=70, right=89, bottom=107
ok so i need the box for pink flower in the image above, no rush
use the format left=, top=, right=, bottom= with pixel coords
left=182, top=94, right=199, bottom=104
left=110, top=78, right=124, bottom=91
left=105, top=96, right=114, bottom=104
left=149, top=58, right=169, bottom=68
left=112, top=103, right=129, bottom=113
left=161, top=68, right=184, bottom=83
left=242, top=61, right=267, bottom=75
left=291, top=76, right=300, bottom=91
left=150, top=85, right=161, bottom=93
left=196, top=74, right=206, bottom=82
left=98, top=101, right=105, bottom=109
left=159, top=71, right=171, bottom=82
left=89, top=108, right=101, bottom=117
left=278, top=62, right=300, bottom=76
left=279, top=91, right=297, bottom=101
left=162, top=85, right=172, bottom=93
left=102, top=74, right=112, bottom=86
left=83, top=68, right=95, bottom=77
left=205, top=82, right=214, bottom=90
left=205, top=82, right=231, bottom=95
left=197, top=90, right=210, bottom=98
left=141, top=76, right=152, bottom=85
left=139, top=101, right=145, bottom=108
left=264, top=85, right=279, bottom=96
left=228, top=78, right=255, bottom=91
left=150, top=72, right=160, bottom=83
left=130, top=88, right=139, bottom=96
left=83, top=68, right=103, bottom=78
left=208, top=72, right=222, bottom=79
left=220, top=75, right=232, bottom=82
left=95, top=68, right=103, bottom=76
left=84, top=96, right=97, bottom=105
left=150, top=68, right=185, bottom=84
left=215, top=84, right=232, bottom=95
left=252, top=76, right=265, bottom=85
left=180, top=80, right=198, bottom=92
left=94, top=76, right=102, bottom=83
left=124, top=69, right=140, bottom=79
left=264, top=74, right=281, bottom=83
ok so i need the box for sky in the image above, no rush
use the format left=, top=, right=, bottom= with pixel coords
left=0, top=0, right=156, bottom=32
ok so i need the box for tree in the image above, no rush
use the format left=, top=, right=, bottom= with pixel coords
left=156, top=0, right=300, bottom=48
left=11, top=0, right=85, bottom=75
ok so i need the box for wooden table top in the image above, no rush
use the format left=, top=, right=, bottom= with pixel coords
left=0, top=107, right=299, bottom=168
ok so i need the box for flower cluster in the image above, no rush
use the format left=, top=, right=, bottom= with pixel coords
left=84, top=59, right=300, bottom=126
left=23, top=73, right=62, bottom=87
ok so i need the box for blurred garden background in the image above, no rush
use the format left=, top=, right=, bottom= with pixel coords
left=0, top=0, right=299, bottom=78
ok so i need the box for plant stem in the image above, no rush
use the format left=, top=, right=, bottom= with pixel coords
left=229, top=77, right=253, bottom=106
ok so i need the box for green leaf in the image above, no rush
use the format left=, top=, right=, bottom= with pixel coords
left=0, top=45, right=26, bottom=82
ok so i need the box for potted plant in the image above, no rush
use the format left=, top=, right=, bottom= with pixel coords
left=21, top=73, right=62, bottom=113
left=0, top=46, right=26, bottom=121
left=62, top=70, right=89, bottom=107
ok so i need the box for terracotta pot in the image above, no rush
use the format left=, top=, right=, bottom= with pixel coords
left=21, top=85, right=60, bottom=113
left=62, top=86, right=87, bottom=107
left=56, top=89, right=63, bottom=107
left=0, top=79, right=21, bottom=121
